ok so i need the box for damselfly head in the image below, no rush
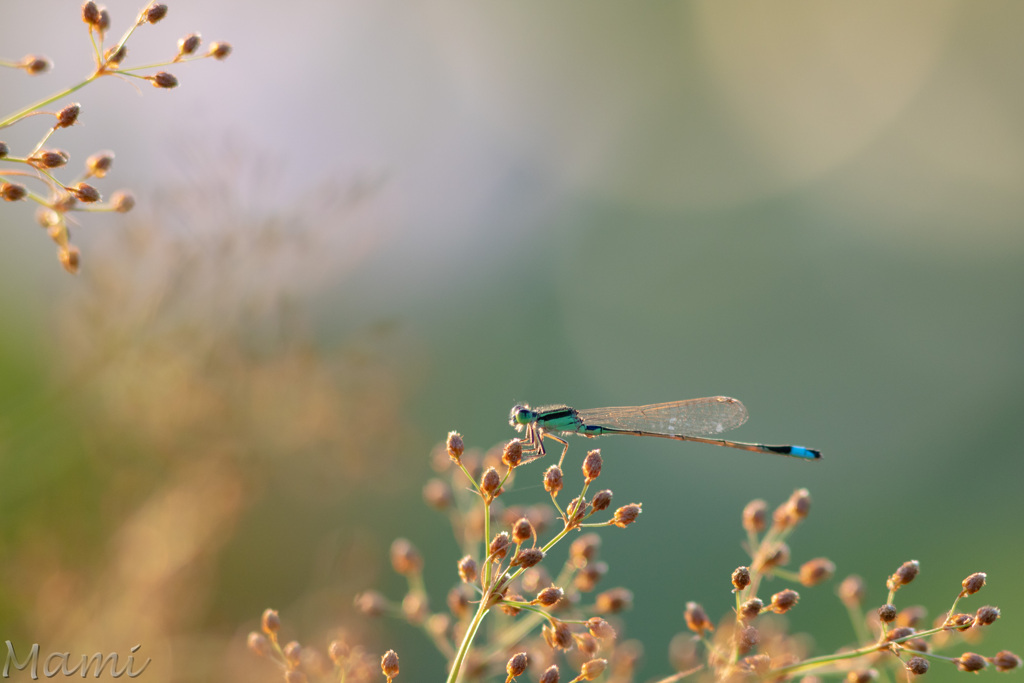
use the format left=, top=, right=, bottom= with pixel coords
left=509, top=405, right=533, bottom=429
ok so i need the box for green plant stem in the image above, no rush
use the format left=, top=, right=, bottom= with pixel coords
left=0, top=78, right=94, bottom=129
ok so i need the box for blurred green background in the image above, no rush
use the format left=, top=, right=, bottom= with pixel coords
left=1, top=2, right=1022, bottom=681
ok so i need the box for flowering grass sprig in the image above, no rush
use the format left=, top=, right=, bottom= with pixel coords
left=0, top=0, right=231, bottom=272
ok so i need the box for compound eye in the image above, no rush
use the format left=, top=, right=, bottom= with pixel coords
left=509, top=405, right=530, bottom=426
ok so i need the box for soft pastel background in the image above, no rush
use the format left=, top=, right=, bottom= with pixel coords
left=1, top=2, right=1022, bottom=682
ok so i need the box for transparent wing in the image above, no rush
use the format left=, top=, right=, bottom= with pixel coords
left=576, top=396, right=749, bottom=437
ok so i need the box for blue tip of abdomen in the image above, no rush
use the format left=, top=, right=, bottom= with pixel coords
left=789, top=446, right=821, bottom=460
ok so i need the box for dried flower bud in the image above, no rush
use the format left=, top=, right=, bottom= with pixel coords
left=512, top=517, right=534, bottom=545
left=886, top=627, right=915, bottom=642
left=846, top=670, right=877, bottom=683
left=612, top=503, right=642, bottom=528
left=247, top=632, right=270, bottom=656
left=328, top=640, right=349, bottom=664
left=447, top=584, right=472, bottom=619
left=282, top=641, right=302, bottom=667
left=457, top=555, right=477, bottom=584
left=575, top=561, right=608, bottom=592
left=110, top=190, right=135, bottom=213
left=30, top=149, right=69, bottom=169
left=178, top=33, right=201, bottom=55
left=104, top=45, right=127, bottom=65
left=500, top=439, right=523, bottom=468
left=70, top=182, right=101, bottom=203
left=354, top=590, right=388, bottom=616
left=684, top=602, right=713, bottom=635
left=582, top=449, right=602, bottom=482
left=757, top=542, right=790, bottom=571
left=878, top=604, right=897, bottom=623
left=284, top=670, right=307, bottom=683
left=536, top=585, right=564, bottom=607
left=151, top=71, right=178, bottom=88
left=500, top=592, right=524, bottom=616
left=1, top=182, right=27, bottom=202
left=0, top=142, right=8, bottom=158
left=566, top=497, right=587, bottom=524
left=735, top=624, right=759, bottom=654
left=947, top=613, right=974, bottom=630
left=586, top=616, right=616, bottom=640
left=59, top=246, right=80, bottom=274
left=595, top=587, right=633, bottom=613
left=905, top=638, right=929, bottom=653
left=887, top=560, right=920, bottom=591
left=539, top=665, right=560, bottom=683
left=770, top=589, right=800, bottom=614
left=21, top=54, right=52, bottom=75
left=739, top=598, right=763, bottom=620
left=905, top=657, right=929, bottom=675
left=896, top=606, right=927, bottom=628
left=955, top=653, right=987, bottom=673
left=86, top=151, right=114, bottom=178
left=799, top=558, right=835, bottom=586
left=446, top=431, right=464, bottom=462
left=993, top=651, right=1022, bottom=672
left=961, top=572, right=986, bottom=596
left=591, top=489, right=612, bottom=511
left=489, top=531, right=510, bottom=560
left=144, top=4, right=168, bottom=23
left=401, top=592, right=428, bottom=624
left=743, top=499, right=768, bottom=533
left=838, top=575, right=866, bottom=608
left=505, top=652, right=528, bottom=681
left=381, top=649, right=400, bottom=680
left=543, top=464, right=563, bottom=495
left=974, top=605, right=1000, bottom=626
left=574, top=632, right=599, bottom=657
left=55, top=103, right=80, bottom=128
left=422, top=478, right=452, bottom=510
left=542, top=620, right=573, bottom=651
left=260, top=608, right=281, bottom=635
left=511, top=547, right=545, bottom=568
left=480, top=466, right=502, bottom=499
left=390, top=538, right=422, bottom=575
left=732, top=566, right=751, bottom=591
left=787, top=488, right=811, bottom=521
left=579, top=659, right=607, bottom=681
left=208, top=42, right=232, bottom=59
left=570, top=534, right=601, bottom=567
left=82, top=2, right=101, bottom=26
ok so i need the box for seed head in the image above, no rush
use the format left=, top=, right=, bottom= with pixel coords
left=735, top=624, right=759, bottom=654
left=512, top=516, right=534, bottom=545
left=974, top=605, right=1000, bottom=626
left=30, top=149, right=69, bottom=169
left=544, top=465, right=563, bottom=495
left=500, top=592, right=524, bottom=616
left=993, top=651, right=1022, bottom=672
left=284, top=670, right=307, bottom=683
left=612, top=503, right=642, bottom=528
left=595, top=587, right=633, bottom=613
left=446, top=431, right=465, bottom=462
left=542, top=620, right=574, bottom=651
left=732, top=566, right=751, bottom=591
left=20, top=54, right=52, bottom=75
left=401, top=592, right=428, bottom=624
left=86, top=151, right=114, bottom=178
left=742, top=499, right=768, bottom=533
left=839, top=575, right=866, bottom=608
left=422, top=478, right=452, bottom=510
left=961, top=572, right=986, bottom=596
left=799, top=558, right=835, bottom=586
left=947, top=613, right=974, bottom=630
left=896, top=606, right=927, bottom=628
left=0, top=142, right=8, bottom=158
left=578, top=659, right=607, bottom=681
left=489, top=532, right=510, bottom=560
left=591, top=489, right=612, bottom=511
left=887, top=560, right=920, bottom=591
left=878, top=604, right=897, bottom=623
left=535, top=585, right=564, bottom=607
left=586, top=616, right=616, bottom=640
left=104, top=45, right=127, bottom=65
left=282, top=641, right=302, bottom=667
left=905, top=638, right=929, bottom=653
left=769, top=589, right=800, bottom=614
left=82, top=1, right=101, bottom=26
left=151, top=71, right=178, bottom=88
left=1, top=182, right=27, bottom=202
left=511, top=547, right=545, bottom=568
left=390, top=538, right=422, bottom=575
left=739, top=598, right=763, bottom=621
left=55, top=103, right=81, bottom=129
left=327, top=640, right=349, bottom=664
left=247, top=632, right=270, bottom=656
left=70, top=182, right=101, bottom=203
left=110, top=190, right=135, bottom=213
left=505, top=652, right=528, bottom=682
left=582, top=449, right=602, bottom=482
left=757, top=542, right=790, bottom=571
left=144, top=4, right=168, bottom=23
left=787, top=488, right=812, bottom=520
left=886, top=627, right=915, bottom=642
left=905, top=657, right=929, bottom=675
left=574, top=632, right=599, bottom=657
left=208, top=42, right=232, bottom=59
left=575, top=561, right=608, bottom=592
left=59, top=246, right=81, bottom=274
left=457, top=555, right=477, bottom=584
left=955, top=653, right=987, bottom=673
left=539, top=665, right=560, bottom=683
left=846, top=670, right=877, bottom=683
left=481, top=466, right=502, bottom=499
left=354, top=590, right=387, bottom=616
left=502, top=439, right=524, bottom=468
left=684, top=601, right=714, bottom=635
left=570, top=534, right=601, bottom=567
left=381, top=649, right=400, bottom=680
left=260, top=608, right=281, bottom=635
left=178, top=33, right=201, bottom=55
